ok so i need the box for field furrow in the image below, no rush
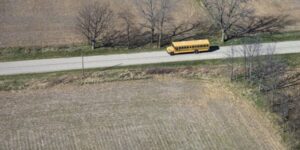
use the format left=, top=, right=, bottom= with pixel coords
left=0, top=78, right=285, bottom=149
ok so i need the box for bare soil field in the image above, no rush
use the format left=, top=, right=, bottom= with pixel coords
left=0, top=77, right=285, bottom=149
left=0, top=0, right=299, bottom=48
left=254, top=0, right=300, bottom=31
left=0, top=0, right=198, bottom=48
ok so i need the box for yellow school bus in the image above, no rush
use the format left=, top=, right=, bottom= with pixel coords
left=166, top=39, right=210, bottom=55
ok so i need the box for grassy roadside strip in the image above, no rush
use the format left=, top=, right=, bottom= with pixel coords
left=0, top=46, right=162, bottom=62
left=0, top=60, right=223, bottom=91
left=1, top=31, right=300, bottom=62
left=1, top=53, right=299, bottom=91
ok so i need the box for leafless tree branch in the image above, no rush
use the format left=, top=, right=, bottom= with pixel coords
left=198, top=0, right=292, bottom=43
left=76, top=1, right=114, bottom=50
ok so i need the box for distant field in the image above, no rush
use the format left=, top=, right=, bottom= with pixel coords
left=0, top=0, right=198, bottom=48
left=0, top=78, right=285, bottom=149
left=253, top=0, right=300, bottom=31
left=0, top=0, right=299, bottom=48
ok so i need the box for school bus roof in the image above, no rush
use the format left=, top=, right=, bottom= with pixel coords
left=172, top=39, right=210, bottom=47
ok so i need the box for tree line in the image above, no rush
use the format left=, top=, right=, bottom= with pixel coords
left=226, top=38, right=300, bottom=149
left=76, top=0, right=293, bottom=50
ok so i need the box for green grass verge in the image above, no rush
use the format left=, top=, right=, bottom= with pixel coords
left=1, top=31, right=300, bottom=62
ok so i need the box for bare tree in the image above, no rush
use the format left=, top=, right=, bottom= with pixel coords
left=198, top=0, right=251, bottom=43
left=226, top=46, right=237, bottom=81
left=135, top=0, right=159, bottom=45
left=119, top=10, right=135, bottom=49
left=157, top=0, right=172, bottom=48
left=76, top=1, right=113, bottom=50
left=167, top=21, right=205, bottom=43
left=248, top=43, right=300, bottom=92
left=198, top=0, right=291, bottom=43
left=240, top=38, right=262, bottom=80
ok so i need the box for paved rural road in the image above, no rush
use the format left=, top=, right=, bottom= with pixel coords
left=1, top=40, right=300, bottom=75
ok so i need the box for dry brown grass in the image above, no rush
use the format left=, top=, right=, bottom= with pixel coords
left=0, top=77, right=285, bottom=149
